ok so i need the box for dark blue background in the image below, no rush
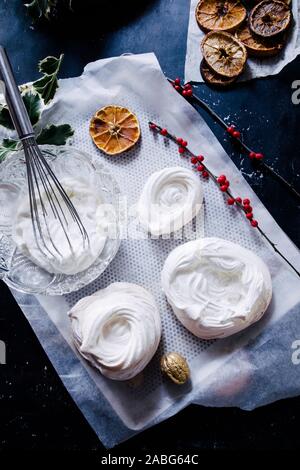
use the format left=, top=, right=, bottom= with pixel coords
left=0, top=0, right=300, bottom=451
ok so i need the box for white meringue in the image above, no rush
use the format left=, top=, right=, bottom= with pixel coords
left=161, top=237, right=272, bottom=339
left=137, top=167, right=203, bottom=236
left=69, top=282, right=161, bottom=380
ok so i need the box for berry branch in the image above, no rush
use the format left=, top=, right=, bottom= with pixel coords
left=149, top=121, right=300, bottom=278
left=168, top=78, right=300, bottom=201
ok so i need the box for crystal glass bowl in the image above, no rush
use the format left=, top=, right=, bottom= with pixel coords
left=0, top=146, right=121, bottom=295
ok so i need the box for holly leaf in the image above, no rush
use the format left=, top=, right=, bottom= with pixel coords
left=36, top=124, right=74, bottom=145
left=0, top=139, right=18, bottom=161
left=0, top=106, right=14, bottom=130
left=22, top=91, right=42, bottom=126
left=33, top=54, right=63, bottom=104
left=38, top=55, right=63, bottom=76
left=25, top=0, right=57, bottom=20
left=0, top=92, right=41, bottom=130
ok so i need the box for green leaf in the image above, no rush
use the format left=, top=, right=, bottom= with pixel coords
left=0, top=92, right=41, bottom=130
left=25, top=0, right=57, bottom=20
left=0, top=106, right=14, bottom=130
left=25, top=1, right=72, bottom=21
left=36, top=124, right=74, bottom=145
left=38, top=55, right=63, bottom=76
left=33, top=74, right=59, bottom=105
left=0, top=139, right=18, bottom=162
left=33, top=54, right=63, bottom=104
left=22, top=91, right=42, bottom=126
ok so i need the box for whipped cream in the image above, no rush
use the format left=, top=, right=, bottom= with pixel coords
left=137, top=167, right=203, bottom=236
left=13, top=176, right=108, bottom=275
left=161, top=237, right=272, bottom=339
left=69, top=282, right=161, bottom=381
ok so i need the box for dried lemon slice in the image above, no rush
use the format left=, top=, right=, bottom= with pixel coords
left=201, top=31, right=247, bottom=77
left=236, top=22, right=284, bottom=56
left=249, top=0, right=291, bottom=38
left=90, top=105, right=140, bottom=155
left=200, top=59, right=237, bottom=86
left=195, top=0, right=247, bottom=32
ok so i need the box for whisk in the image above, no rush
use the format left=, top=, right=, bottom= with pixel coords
left=0, top=47, right=89, bottom=260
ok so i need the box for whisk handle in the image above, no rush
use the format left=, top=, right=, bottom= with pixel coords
left=0, top=46, right=34, bottom=139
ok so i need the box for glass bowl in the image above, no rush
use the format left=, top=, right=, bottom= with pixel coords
left=0, top=145, right=121, bottom=295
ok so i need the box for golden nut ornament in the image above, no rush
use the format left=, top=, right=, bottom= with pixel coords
left=160, top=352, right=190, bottom=385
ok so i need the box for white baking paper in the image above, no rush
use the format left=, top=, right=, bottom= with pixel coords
left=2, top=53, right=300, bottom=448
left=185, top=0, right=300, bottom=83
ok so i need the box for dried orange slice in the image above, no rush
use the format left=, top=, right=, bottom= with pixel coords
left=249, top=0, right=291, bottom=38
left=201, top=31, right=247, bottom=77
left=90, top=105, right=140, bottom=155
left=195, top=0, right=247, bottom=32
left=236, top=22, right=284, bottom=56
left=254, top=0, right=291, bottom=4
left=200, top=59, right=237, bottom=86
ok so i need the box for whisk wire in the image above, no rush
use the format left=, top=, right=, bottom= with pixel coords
left=25, top=150, right=58, bottom=260
left=36, top=144, right=90, bottom=244
left=28, top=142, right=72, bottom=244
left=23, top=137, right=90, bottom=260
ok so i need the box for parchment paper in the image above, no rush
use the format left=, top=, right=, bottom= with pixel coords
left=185, top=0, right=300, bottom=83
left=2, top=53, right=300, bottom=448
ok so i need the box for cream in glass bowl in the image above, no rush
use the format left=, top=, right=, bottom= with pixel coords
left=0, top=146, right=121, bottom=295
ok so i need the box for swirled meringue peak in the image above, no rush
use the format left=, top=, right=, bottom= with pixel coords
left=161, top=237, right=272, bottom=339
left=69, top=283, right=161, bottom=381
left=137, top=167, right=203, bottom=236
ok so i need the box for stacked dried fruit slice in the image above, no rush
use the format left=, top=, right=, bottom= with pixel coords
left=196, top=0, right=247, bottom=32
left=236, top=23, right=284, bottom=56
left=249, top=0, right=291, bottom=38
left=201, top=31, right=247, bottom=78
left=200, top=59, right=237, bottom=86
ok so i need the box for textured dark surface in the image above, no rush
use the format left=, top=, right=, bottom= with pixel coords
left=0, top=0, right=300, bottom=452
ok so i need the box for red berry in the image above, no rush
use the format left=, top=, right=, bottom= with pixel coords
left=182, top=90, right=188, bottom=97
left=184, top=83, right=192, bottom=89
left=177, top=137, right=183, bottom=145
left=232, top=131, right=241, bottom=139
left=235, top=197, right=242, bottom=204
left=175, top=78, right=180, bottom=85
left=255, top=153, right=264, bottom=160
left=191, top=157, right=198, bottom=164
left=251, top=219, right=258, bottom=227
left=243, top=198, right=250, bottom=206
left=197, top=164, right=204, bottom=172
left=227, top=197, right=235, bottom=205
left=175, top=85, right=181, bottom=91
left=224, top=180, right=230, bottom=188
left=197, top=155, right=204, bottom=162
left=226, top=126, right=235, bottom=134
left=244, top=205, right=253, bottom=213
left=246, top=212, right=253, bottom=220
left=249, top=152, right=256, bottom=159
left=202, top=170, right=209, bottom=178
left=220, top=185, right=228, bottom=192
left=217, top=175, right=226, bottom=184
left=182, top=140, right=188, bottom=147
left=149, top=123, right=156, bottom=130
left=178, top=146, right=185, bottom=154
left=161, top=128, right=168, bottom=136
left=186, top=89, right=193, bottom=97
